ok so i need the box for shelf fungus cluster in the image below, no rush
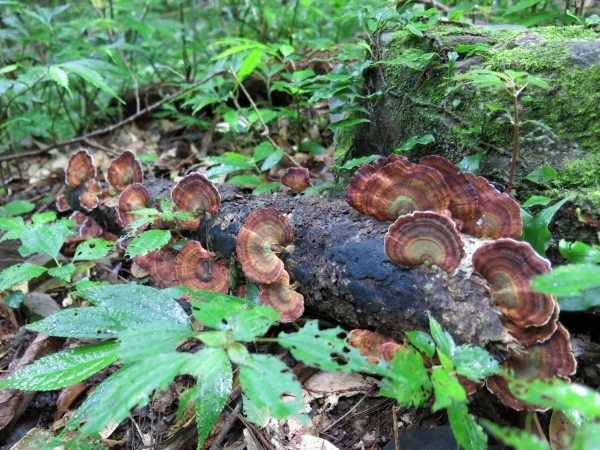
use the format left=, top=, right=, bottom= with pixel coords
left=281, top=167, right=310, bottom=193
left=236, top=208, right=304, bottom=322
left=171, top=172, right=221, bottom=231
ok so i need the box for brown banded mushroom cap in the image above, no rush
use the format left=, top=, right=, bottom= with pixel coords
left=171, top=172, right=220, bottom=231
left=472, top=239, right=555, bottom=328
left=486, top=324, right=577, bottom=411
left=258, top=271, right=304, bottom=322
left=135, top=247, right=178, bottom=288
left=107, top=150, right=143, bottom=192
left=462, top=174, right=522, bottom=239
left=174, top=241, right=230, bottom=293
left=502, top=304, right=559, bottom=346
left=384, top=211, right=465, bottom=273
left=348, top=329, right=400, bottom=364
left=419, top=155, right=479, bottom=225
left=56, top=195, right=71, bottom=212
left=281, top=167, right=310, bottom=193
left=79, top=179, right=102, bottom=212
left=346, top=159, right=451, bottom=221
left=65, top=149, right=96, bottom=188
left=236, top=207, right=294, bottom=284
left=115, top=183, right=151, bottom=228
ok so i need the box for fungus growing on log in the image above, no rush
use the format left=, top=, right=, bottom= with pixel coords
left=236, top=207, right=294, bottom=284
left=79, top=179, right=102, bottom=212
left=259, top=271, right=304, bottom=322
left=348, top=329, right=401, bottom=363
left=486, top=324, right=577, bottom=411
left=56, top=195, right=71, bottom=212
left=472, top=239, right=555, bottom=328
left=281, top=167, right=310, bottom=193
left=502, top=305, right=559, bottom=346
left=384, top=211, right=465, bottom=273
left=419, top=155, right=479, bottom=229
left=135, top=247, right=178, bottom=288
left=171, top=172, right=220, bottom=231
left=65, top=148, right=96, bottom=188
left=462, top=174, right=522, bottom=238
left=115, top=183, right=151, bottom=228
left=107, top=150, right=143, bottom=192
left=174, top=241, right=229, bottom=293
left=345, top=159, right=451, bottom=221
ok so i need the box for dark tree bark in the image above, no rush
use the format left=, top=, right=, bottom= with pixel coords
left=68, top=182, right=504, bottom=347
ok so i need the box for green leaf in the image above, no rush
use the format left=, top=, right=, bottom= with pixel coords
left=245, top=282, right=260, bottom=305
left=300, top=141, right=325, bottom=156
left=518, top=197, right=570, bottom=256
left=118, top=322, right=194, bottom=363
left=524, top=166, right=557, bottom=184
left=279, top=321, right=369, bottom=372
left=431, top=368, right=467, bottom=411
left=19, top=222, right=70, bottom=259
left=504, top=0, right=543, bottom=15
left=522, top=196, right=551, bottom=207
left=559, top=240, right=600, bottom=264
left=0, top=217, right=25, bottom=242
left=481, top=420, right=549, bottom=450
left=328, top=117, right=370, bottom=130
left=406, top=23, right=423, bottom=37
left=228, top=175, right=263, bottom=185
left=429, top=315, right=455, bottom=357
left=243, top=393, right=271, bottom=427
left=59, top=59, right=123, bottom=103
left=524, top=119, right=555, bottom=135
left=48, top=65, right=71, bottom=95
left=0, top=341, right=119, bottom=391
left=32, top=212, right=57, bottom=224
left=457, top=153, right=483, bottom=176
left=252, top=182, right=282, bottom=195
left=125, top=230, right=171, bottom=258
left=451, top=345, right=500, bottom=381
left=4, top=290, right=24, bottom=308
left=332, top=155, right=380, bottom=171
left=447, top=400, right=487, bottom=450
left=0, top=263, right=47, bottom=291
left=394, top=134, right=435, bottom=153
left=47, top=263, right=76, bottom=282
left=532, top=264, right=600, bottom=297
left=260, top=149, right=284, bottom=172
left=0, top=200, right=35, bottom=217
left=380, top=346, right=432, bottom=408
left=73, top=238, right=116, bottom=262
left=80, top=352, right=191, bottom=436
left=405, top=330, right=435, bottom=358
left=238, top=50, right=264, bottom=83
left=129, top=208, right=159, bottom=216
left=239, top=353, right=304, bottom=420
left=253, top=141, right=275, bottom=162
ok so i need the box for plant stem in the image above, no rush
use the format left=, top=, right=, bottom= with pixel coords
left=506, top=93, right=519, bottom=194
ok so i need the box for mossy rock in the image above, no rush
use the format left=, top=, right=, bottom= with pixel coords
left=335, top=23, right=600, bottom=233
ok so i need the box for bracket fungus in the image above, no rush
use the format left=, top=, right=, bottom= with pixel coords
left=56, top=194, right=71, bottom=212
left=259, top=271, right=304, bottom=322
left=79, top=179, right=102, bottom=212
left=472, top=239, right=555, bottom=328
left=348, top=329, right=405, bottom=363
left=486, top=324, right=577, bottom=411
left=65, top=148, right=96, bottom=188
left=502, top=304, right=559, bottom=346
left=107, top=150, right=143, bottom=192
left=236, top=207, right=294, bottom=284
left=171, top=172, right=221, bottom=231
left=134, top=247, right=178, bottom=288
left=174, top=241, right=230, bottom=293
left=281, top=167, right=310, bottom=193
left=115, top=183, right=151, bottom=228
left=384, top=211, right=465, bottom=273
left=346, top=158, right=451, bottom=221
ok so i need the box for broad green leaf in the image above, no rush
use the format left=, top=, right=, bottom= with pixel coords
left=32, top=212, right=57, bottom=224
left=524, top=119, right=555, bottom=134
left=0, top=217, right=25, bottom=242
left=48, top=65, right=71, bottom=95
left=80, top=352, right=190, bottom=435
left=59, top=59, right=123, bottom=102
left=447, top=400, right=487, bottom=450
left=4, top=290, right=24, bottom=308
left=300, top=141, right=324, bottom=156
left=524, top=166, right=557, bottom=184
left=380, top=346, right=432, bottom=408
left=48, top=263, right=76, bottom=282
left=279, top=321, right=369, bottom=372
left=0, top=341, right=119, bottom=391
left=559, top=240, right=600, bottom=264
left=239, top=353, right=304, bottom=420
left=245, top=282, right=260, bottom=305
left=0, top=200, right=35, bottom=217
left=260, top=149, right=284, bottom=172
left=332, top=155, right=380, bottom=171
left=252, top=182, right=282, bottom=195
left=406, top=23, right=423, bottom=36
left=406, top=330, right=435, bottom=358
left=228, top=175, right=263, bottom=185
left=532, top=264, right=600, bottom=297
left=19, top=222, right=71, bottom=259
left=253, top=141, right=275, bottom=162
left=522, top=196, right=551, bottom=207
left=243, top=393, right=271, bottom=427
left=185, top=347, right=228, bottom=377
left=504, top=0, right=543, bottom=15
left=429, top=315, right=455, bottom=357
left=238, top=49, right=264, bottom=82
left=73, top=238, right=116, bottom=262
left=118, top=322, right=194, bottom=363
left=431, top=368, right=467, bottom=411
left=481, top=420, right=549, bottom=450
left=205, top=164, right=250, bottom=179
left=519, top=197, right=570, bottom=256
left=457, top=153, right=483, bottom=176
left=451, top=345, right=500, bottom=381
left=394, top=134, right=435, bottom=153
left=328, top=117, right=370, bottom=130
left=227, top=342, right=254, bottom=366
left=129, top=208, right=159, bottom=216
left=0, top=263, right=47, bottom=291
left=125, top=229, right=171, bottom=258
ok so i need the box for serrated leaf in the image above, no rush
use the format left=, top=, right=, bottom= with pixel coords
left=227, top=342, right=254, bottom=366
left=48, top=263, right=76, bottom=282
left=0, top=263, right=47, bottom=291
left=239, top=353, right=304, bottom=420
left=457, top=153, right=483, bottom=176
left=447, top=400, right=487, bottom=450
left=431, top=368, right=467, bottom=411
left=451, top=345, right=500, bottom=381
left=278, top=321, right=369, bottom=372
left=19, top=222, right=71, bottom=259
left=328, top=117, right=370, bottom=130
left=125, top=229, right=171, bottom=258
left=118, top=322, right=194, bottom=363
left=80, top=352, right=190, bottom=436
left=0, top=217, right=25, bottom=242
left=332, top=155, right=380, bottom=171
left=48, top=66, right=71, bottom=95
left=31, top=212, right=57, bottom=224
left=0, top=341, right=119, bottom=391
left=481, top=420, right=549, bottom=450
left=518, top=197, right=570, bottom=256
left=406, top=330, right=435, bottom=358
left=380, top=346, right=432, bottom=408
left=244, top=393, right=271, bottom=427
left=0, top=200, right=35, bottom=217
left=73, top=238, right=116, bottom=262
left=429, top=315, right=456, bottom=357
left=260, top=149, right=284, bottom=172
left=525, top=166, right=557, bottom=184
left=522, top=196, right=551, bottom=207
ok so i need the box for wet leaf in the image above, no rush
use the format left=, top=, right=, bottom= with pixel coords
left=125, top=229, right=171, bottom=258
left=519, top=197, right=570, bottom=256
left=447, top=400, right=487, bottom=450
left=0, top=217, right=25, bottom=242
left=525, top=166, right=557, bottom=184
left=73, top=238, right=116, bottom=262
left=243, top=393, right=271, bottom=427
left=4, top=290, right=24, bottom=308
left=48, top=263, right=76, bottom=282
left=429, top=315, right=455, bottom=357
left=0, top=263, right=47, bottom=291
left=380, top=346, right=432, bottom=408
left=431, top=368, right=466, bottom=411
left=457, top=153, right=483, bottom=176
left=0, top=200, right=35, bottom=217
left=452, top=345, right=500, bottom=381
left=406, top=330, right=435, bottom=358
left=260, top=148, right=284, bottom=171
left=531, top=264, right=600, bottom=296
left=19, top=222, right=71, bottom=259
left=118, top=322, right=194, bottom=363
left=559, top=240, right=600, bottom=264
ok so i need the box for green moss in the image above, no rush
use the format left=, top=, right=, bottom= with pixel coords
left=553, top=154, right=600, bottom=189
left=543, top=187, right=600, bottom=213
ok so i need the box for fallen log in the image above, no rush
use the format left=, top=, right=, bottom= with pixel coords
left=68, top=181, right=504, bottom=347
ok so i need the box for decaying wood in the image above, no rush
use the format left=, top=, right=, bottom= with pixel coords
left=68, top=182, right=505, bottom=347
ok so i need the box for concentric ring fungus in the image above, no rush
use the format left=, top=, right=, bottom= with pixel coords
left=134, top=247, right=178, bottom=288
left=171, top=172, right=221, bottom=231
left=462, top=174, right=522, bottom=239
left=115, top=183, right=151, bottom=228
left=107, top=150, right=143, bottom=192
left=384, top=211, right=465, bottom=273
left=502, top=304, right=559, bottom=346
left=56, top=195, right=71, bottom=212
left=80, top=179, right=102, bottom=212
left=348, top=329, right=401, bottom=364
left=236, top=208, right=294, bottom=284
left=281, top=167, right=310, bottom=193
left=486, top=324, right=577, bottom=411
left=65, top=148, right=96, bottom=188
left=346, top=158, right=451, bottom=221
left=259, top=271, right=304, bottom=322
left=174, top=241, right=229, bottom=293
left=472, top=239, right=555, bottom=328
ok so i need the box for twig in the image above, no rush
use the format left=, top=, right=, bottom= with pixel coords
left=322, top=387, right=375, bottom=433
left=208, top=402, right=242, bottom=450
left=237, top=414, right=276, bottom=450
left=392, top=406, right=400, bottom=450
left=0, top=70, right=227, bottom=163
